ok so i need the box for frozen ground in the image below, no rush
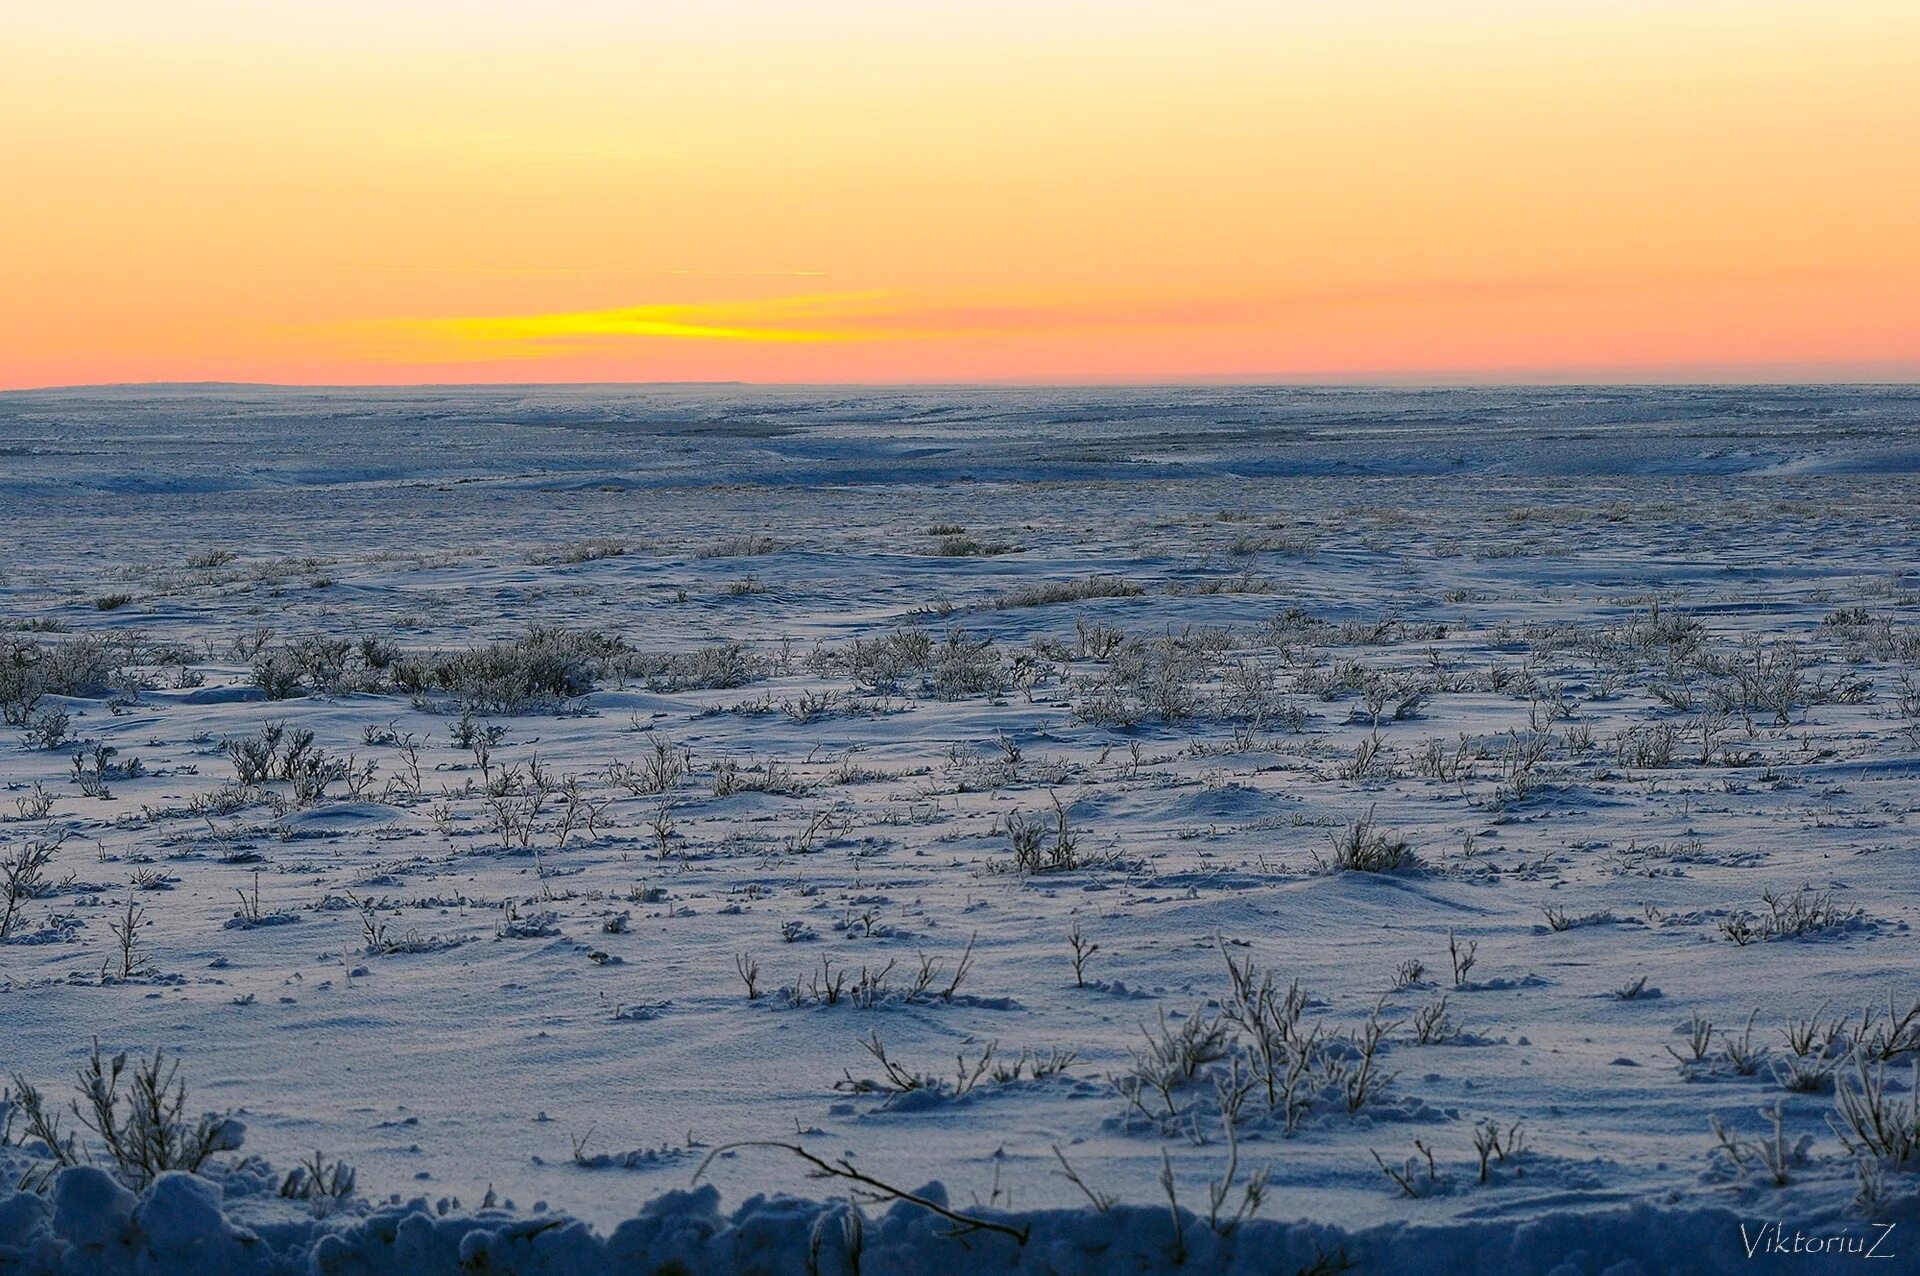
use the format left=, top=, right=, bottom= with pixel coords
left=1, top=384, right=1917, bottom=1273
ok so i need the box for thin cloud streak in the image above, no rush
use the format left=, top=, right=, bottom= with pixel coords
left=332, top=295, right=895, bottom=360
left=340, top=269, right=1866, bottom=363
left=302, top=267, right=828, bottom=278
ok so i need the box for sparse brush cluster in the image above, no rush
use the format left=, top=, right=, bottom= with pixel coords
left=1718, top=886, right=1865, bottom=945
left=473, top=753, right=611, bottom=856
left=995, top=793, right=1100, bottom=874
left=1223, top=523, right=1318, bottom=559
left=764, top=936, right=978, bottom=1011
left=927, top=524, right=1020, bottom=557
left=164, top=702, right=878, bottom=884
left=710, top=756, right=811, bottom=801
left=1371, top=1119, right=1527, bottom=1199
left=615, top=642, right=767, bottom=693
left=355, top=897, right=462, bottom=956
left=6, top=1043, right=246, bottom=1192
left=989, top=575, right=1144, bottom=610
left=1111, top=942, right=1408, bottom=1141
left=249, top=634, right=407, bottom=701
left=237, top=626, right=768, bottom=711
left=697, top=533, right=779, bottom=559
left=807, top=627, right=1013, bottom=701
left=1671, top=997, right=1919, bottom=1092
left=0, top=831, right=65, bottom=941
left=1819, top=606, right=1920, bottom=665
left=1310, top=809, right=1420, bottom=874
left=5, top=1043, right=355, bottom=1216
left=524, top=537, right=627, bottom=565
left=605, top=734, right=692, bottom=795
left=1058, top=611, right=1450, bottom=735
left=1558, top=616, right=1868, bottom=729
left=210, top=721, right=372, bottom=814
left=68, top=742, right=142, bottom=800
left=1071, top=630, right=1234, bottom=727
left=1689, top=994, right=1920, bottom=1209
left=0, top=634, right=132, bottom=726
left=835, top=1029, right=1074, bottom=1102
left=399, top=629, right=613, bottom=711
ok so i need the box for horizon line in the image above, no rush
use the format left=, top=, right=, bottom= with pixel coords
left=8, top=369, right=1920, bottom=396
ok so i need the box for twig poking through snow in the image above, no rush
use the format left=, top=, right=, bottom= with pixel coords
left=693, top=1140, right=1030, bottom=1244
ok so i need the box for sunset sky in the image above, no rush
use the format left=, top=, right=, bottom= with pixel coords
left=4, top=1, right=1917, bottom=388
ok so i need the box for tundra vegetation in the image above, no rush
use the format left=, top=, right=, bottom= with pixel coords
left=2, top=385, right=1917, bottom=1269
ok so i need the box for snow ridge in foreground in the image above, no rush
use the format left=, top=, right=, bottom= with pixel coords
left=0, top=1163, right=1902, bottom=1275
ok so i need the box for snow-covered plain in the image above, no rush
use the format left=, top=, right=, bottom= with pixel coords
left=1, top=384, right=1916, bottom=1273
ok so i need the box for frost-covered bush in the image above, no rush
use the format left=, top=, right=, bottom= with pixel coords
left=428, top=627, right=618, bottom=712
left=809, top=628, right=935, bottom=694
left=220, top=722, right=350, bottom=805
left=928, top=630, right=1007, bottom=701
left=806, top=628, right=1011, bottom=702
left=697, top=533, right=779, bottom=558
left=1, top=637, right=125, bottom=724
left=248, top=649, right=305, bottom=699
left=7, top=1044, right=244, bottom=1191
left=614, top=641, right=765, bottom=692
left=1069, top=634, right=1223, bottom=727
left=990, top=575, right=1143, bottom=609
left=1312, top=810, right=1422, bottom=874
left=0, top=834, right=64, bottom=941
left=21, top=707, right=71, bottom=751
left=525, top=538, right=626, bottom=565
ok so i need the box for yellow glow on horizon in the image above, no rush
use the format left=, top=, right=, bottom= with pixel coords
left=347, top=296, right=897, bottom=361
left=3, top=1, right=1916, bottom=387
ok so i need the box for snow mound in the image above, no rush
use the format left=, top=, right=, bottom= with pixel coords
left=0, top=1167, right=1900, bottom=1275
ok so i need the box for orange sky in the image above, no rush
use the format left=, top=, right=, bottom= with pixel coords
left=3, top=1, right=1917, bottom=388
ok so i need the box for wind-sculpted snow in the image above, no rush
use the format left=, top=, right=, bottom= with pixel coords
left=0, top=1162, right=1895, bottom=1275
left=0, top=386, right=1916, bottom=1273
left=2, top=384, right=1918, bottom=503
